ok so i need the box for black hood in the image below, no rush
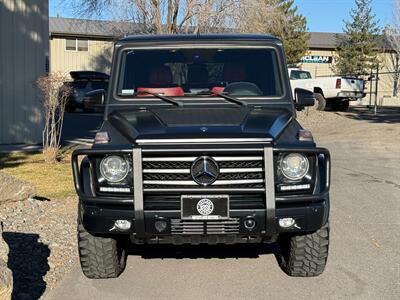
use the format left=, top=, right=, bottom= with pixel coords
left=107, top=106, right=293, bottom=143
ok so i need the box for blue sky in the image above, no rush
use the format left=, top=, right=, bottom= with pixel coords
left=49, top=0, right=394, bottom=33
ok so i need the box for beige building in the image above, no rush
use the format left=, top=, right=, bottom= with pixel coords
left=49, top=17, right=139, bottom=74
left=49, top=17, right=399, bottom=106
left=0, top=0, right=49, bottom=144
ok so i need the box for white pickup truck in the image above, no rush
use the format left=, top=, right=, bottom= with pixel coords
left=289, top=68, right=366, bottom=111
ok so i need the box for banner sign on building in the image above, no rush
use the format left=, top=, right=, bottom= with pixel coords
left=301, top=55, right=333, bottom=64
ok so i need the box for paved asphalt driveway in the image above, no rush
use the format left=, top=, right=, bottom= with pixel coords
left=61, top=112, right=103, bottom=146
left=46, top=112, right=400, bottom=300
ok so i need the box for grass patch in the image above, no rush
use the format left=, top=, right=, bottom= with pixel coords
left=0, top=148, right=76, bottom=200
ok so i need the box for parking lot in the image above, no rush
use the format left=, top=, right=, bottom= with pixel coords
left=44, top=108, right=400, bottom=300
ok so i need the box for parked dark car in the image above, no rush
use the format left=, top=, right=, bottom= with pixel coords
left=64, top=71, right=109, bottom=112
left=72, top=34, right=330, bottom=279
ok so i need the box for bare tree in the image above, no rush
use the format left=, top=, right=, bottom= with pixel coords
left=384, top=0, right=400, bottom=96
left=36, top=73, right=71, bottom=163
left=231, top=0, right=286, bottom=34
left=64, top=0, right=284, bottom=35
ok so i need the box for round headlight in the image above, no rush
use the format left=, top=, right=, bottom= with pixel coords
left=100, top=155, right=129, bottom=183
left=280, top=153, right=309, bottom=180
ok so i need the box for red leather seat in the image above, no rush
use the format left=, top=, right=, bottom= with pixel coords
left=211, top=86, right=225, bottom=94
left=137, top=65, right=184, bottom=97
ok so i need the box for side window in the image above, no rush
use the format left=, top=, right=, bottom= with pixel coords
left=65, top=38, right=77, bottom=51
left=65, top=38, right=89, bottom=52
left=91, top=81, right=108, bottom=90
left=290, top=71, right=300, bottom=80
left=290, top=71, right=311, bottom=80
left=77, top=39, right=88, bottom=51
left=299, top=72, right=311, bottom=79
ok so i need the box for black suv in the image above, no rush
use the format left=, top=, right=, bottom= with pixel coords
left=72, top=35, right=330, bottom=279
left=64, top=71, right=109, bottom=112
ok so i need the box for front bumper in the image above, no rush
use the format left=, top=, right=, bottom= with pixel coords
left=72, top=146, right=330, bottom=244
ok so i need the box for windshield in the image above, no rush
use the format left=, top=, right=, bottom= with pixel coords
left=116, top=48, right=283, bottom=99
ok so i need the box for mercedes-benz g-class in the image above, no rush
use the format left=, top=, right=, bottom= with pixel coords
left=72, top=34, right=331, bottom=279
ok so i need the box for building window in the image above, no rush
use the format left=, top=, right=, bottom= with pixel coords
left=77, top=39, right=88, bottom=51
left=65, top=38, right=88, bottom=52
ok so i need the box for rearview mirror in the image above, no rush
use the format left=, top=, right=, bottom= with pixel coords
left=294, top=88, right=315, bottom=111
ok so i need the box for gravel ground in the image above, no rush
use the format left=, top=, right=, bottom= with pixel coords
left=1, top=106, right=399, bottom=300
left=297, top=108, right=343, bottom=130
left=0, top=197, right=77, bottom=300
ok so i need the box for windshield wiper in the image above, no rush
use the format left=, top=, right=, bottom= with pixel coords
left=135, top=90, right=183, bottom=107
left=199, top=91, right=247, bottom=107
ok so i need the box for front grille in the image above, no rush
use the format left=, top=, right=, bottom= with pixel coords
left=142, top=155, right=265, bottom=191
left=171, top=219, right=240, bottom=235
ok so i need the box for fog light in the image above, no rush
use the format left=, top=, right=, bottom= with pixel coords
left=279, top=218, right=295, bottom=228
left=155, top=219, right=168, bottom=233
left=244, top=217, right=256, bottom=230
left=114, top=220, right=131, bottom=231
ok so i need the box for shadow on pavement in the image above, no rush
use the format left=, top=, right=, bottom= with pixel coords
left=128, top=243, right=279, bottom=259
left=3, top=232, right=50, bottom=300
left=0, top=152, right=33, bottom=169
left=341, top=106, right=400, bottom=124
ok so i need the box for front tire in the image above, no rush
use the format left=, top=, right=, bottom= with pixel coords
left=78, top=223, right=127, bottom=279
left=314, top=93, right=327, bottom=111
left=278, top=222, right=329, bottom=277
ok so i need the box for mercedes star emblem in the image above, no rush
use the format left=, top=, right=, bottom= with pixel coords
left=191, top=156, right=219, bottom=186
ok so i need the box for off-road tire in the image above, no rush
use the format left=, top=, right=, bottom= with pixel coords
left=314, top=93, right=326, bottom=111
left=78, top=223, right=127, bottom=279
left=278, top=222, right=329, bottom=277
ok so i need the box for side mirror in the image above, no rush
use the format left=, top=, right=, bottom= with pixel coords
left=294, top=88, right=315, bottom=111
left=83, top=89, right=106, bottom=112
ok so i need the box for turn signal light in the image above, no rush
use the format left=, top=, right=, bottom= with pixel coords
left=94, top=132, right=110, bottom=144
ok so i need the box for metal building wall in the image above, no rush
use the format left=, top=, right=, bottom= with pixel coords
left=0, top=0, right=49, bottom=144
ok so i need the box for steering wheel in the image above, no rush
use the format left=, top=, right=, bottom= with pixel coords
left=224, top=82, right=263, bottom=96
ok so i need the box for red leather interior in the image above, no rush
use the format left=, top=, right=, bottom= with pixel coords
left=211, top=86, right=225, bottom=94
left=136, top=87, right=185, bottom=97
left=137, top=65, right=184, bottom=97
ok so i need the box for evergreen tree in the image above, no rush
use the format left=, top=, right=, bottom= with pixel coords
left=269, top=0, right=310, bottom=65
left=334, top=0, right=381, bottom=76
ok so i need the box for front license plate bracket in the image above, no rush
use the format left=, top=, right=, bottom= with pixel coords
left=181, top=195, right=229, bottom=220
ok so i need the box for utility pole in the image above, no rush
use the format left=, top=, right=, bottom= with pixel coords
left=374, top=64, right=379, bottom=115
left=368, top=67, right=373, bottom=108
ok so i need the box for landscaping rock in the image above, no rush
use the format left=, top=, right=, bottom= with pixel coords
left=0, top=197, right=77, bottom=298
left=0, top=223, right=13, bottom=300
left=0, top=172, right=36, bottom=204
